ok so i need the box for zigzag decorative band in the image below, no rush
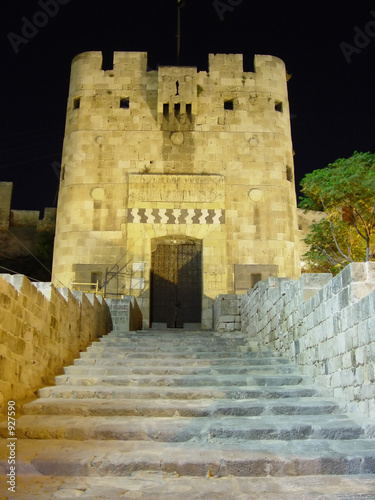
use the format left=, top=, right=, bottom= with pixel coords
left=127, top=208, right=225, bottom=225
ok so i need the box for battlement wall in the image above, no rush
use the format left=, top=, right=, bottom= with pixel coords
left=238, top=263, right=375, bottom=419
left=0, top=274, right=112, bottom=415
left=0, top=183, right=56, bottom=280
left=0, top=183, right=57, bottom=233
left=0, top=183, right=13, bottom=230
left=66, top=52, right=289, bottom=128
left=10, top=211, right=39, bottom=228
left=62, top=51, right=293, bottom=182
left=69, top=51, right=287, bottom=83
left=53, top=51, right=299, bottom=326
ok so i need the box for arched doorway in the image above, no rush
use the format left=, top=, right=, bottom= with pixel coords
left=151, top=237, right=202, bottom=328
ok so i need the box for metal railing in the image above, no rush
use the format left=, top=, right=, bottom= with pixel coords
left=71, top=281, right=105, bottom=298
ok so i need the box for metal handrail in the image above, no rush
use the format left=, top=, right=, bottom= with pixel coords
left=71, top=281, right=105, bottom=298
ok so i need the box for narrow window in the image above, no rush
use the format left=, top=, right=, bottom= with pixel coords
left=286, top=166, right=293, bottom=182
left=275, top=101, right=283, bottom=113
left=224, top=99, right=234, bottom=110
left=251, top=273, right=262, bottom=288
left=298, top=224, right=303, bottom=231
left=175, top=81, right=180, bottom=96
left=174, top=103, right=180, bottom=117
left=186, top=103, right=192, bottom=117
left=120, top=98, right=129, bottom=109
left=73, top=97, right=80, bottom=110
left=163, top=103, right=169, bottom=118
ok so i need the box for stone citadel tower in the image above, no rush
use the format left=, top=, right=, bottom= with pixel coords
left=52, top=51, right=300, bottom=329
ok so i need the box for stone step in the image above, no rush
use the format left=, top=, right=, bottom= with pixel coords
left=207, top=415, right=367, bottom=441
left=1, top=439, right=375, bottom=477
left=64, top=363, right=298, bottom=376
left=54, top=373, right=306, bottom=387
left=98, top=334, right=248, bottom=344
left=38, top=384, right=321, bottom=400
left=107, top=330, right=245, bottom=338
left=1, top=414, right=364, bottom=442
left=22, top=397, right=340, bottom=418
left=92, top=335, right=249, bottom=344
left=89, top=343, right=252, bottom=353
left=5, top=473, right=375, bottom=499
left=80, top=350, right=282, bottom=359
left=5, top=327, right=375, bottom=495
left=4, top=327, right=375, bottom=495
left=74, top=356, right=290, bottom=367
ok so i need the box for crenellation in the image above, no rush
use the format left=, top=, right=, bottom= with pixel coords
left=209, top=53, right=244, bottom=72
left=53, top=50, right=300, bottom=328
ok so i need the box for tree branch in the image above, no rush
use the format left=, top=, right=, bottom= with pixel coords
left=350, top=205, right=369, bottom=242
left=368, top=202, right=375, bottom=235
left=319, top=195, right=353, bottom=261
left=344, top=237, right=352, bottom=261
left=328, top=218, right=354, bottom=262
left=318, top=195, right=352, bottom=262
left=315, top=246, right=346, bottom=266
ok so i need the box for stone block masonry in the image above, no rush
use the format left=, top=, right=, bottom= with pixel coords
left=235, top=263, right=375, bottom=419
left=106, top=297, right=142, bottom=332
left=213, top=294, right=241, bottom=332
left=0, top=274, right=112, bottom=415
left=52, top=51, right=300, bottom=329
left=0, top=182, right=57, bottom=281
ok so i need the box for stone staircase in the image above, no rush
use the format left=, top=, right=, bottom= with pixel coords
left=1, top=329, right=375, bottom=499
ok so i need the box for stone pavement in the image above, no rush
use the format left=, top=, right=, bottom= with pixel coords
left=1, top=330, right=375, bottom=499
left=2, top=473, right=375, bottom=499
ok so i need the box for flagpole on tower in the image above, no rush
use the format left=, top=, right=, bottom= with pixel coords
left=176, top=0, right=185, bottom=65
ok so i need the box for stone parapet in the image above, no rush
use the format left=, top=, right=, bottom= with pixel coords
left=0, top=274, right=112, bottom=415
left=213, top=294, right=241, bottom=332
left=106, top=296, right=142, bottom=332
left=237, top=263, right=375, bottom=419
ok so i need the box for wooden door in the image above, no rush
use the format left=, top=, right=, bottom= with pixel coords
left=151, top=241, right=202, bottom=327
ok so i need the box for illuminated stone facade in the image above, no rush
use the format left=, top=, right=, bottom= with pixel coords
left=52, top=51, right=300, bottom=328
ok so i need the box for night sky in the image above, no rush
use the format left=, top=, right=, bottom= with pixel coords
left=1, top=0, right=374, bottom=213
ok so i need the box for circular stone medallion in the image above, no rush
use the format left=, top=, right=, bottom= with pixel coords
left=91, top=187, right=106, bottom=201
left=170, top=132, right=184, bottom=145
left=249, top=189, right=264, bottom=202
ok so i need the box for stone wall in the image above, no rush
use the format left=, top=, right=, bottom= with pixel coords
left=237, top=263, right=375, bottom=418
left=0, top=183, right=12, bottom=230
left=52, top=51, right=300, bottom=329
left=0, top=182, right=57, bottom=281
left=0, top=182, right=56, bottom=236
left=106, top=296, right=143, bottom=332
left=0, top=274, right=112, bottom=415
left=213, top=294, right=241, bottom=332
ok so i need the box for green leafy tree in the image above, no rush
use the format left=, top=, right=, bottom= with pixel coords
left=35, top=231, right=55, bottom=275
left=299, top=151, right=375, bottom=273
